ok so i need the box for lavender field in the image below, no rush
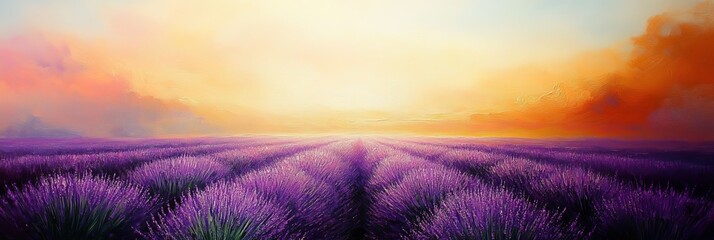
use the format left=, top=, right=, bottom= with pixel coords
left=0, top=137, right=712, bottom=240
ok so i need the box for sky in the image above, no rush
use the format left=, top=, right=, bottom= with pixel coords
left=0, top=0, right=713, bottom=140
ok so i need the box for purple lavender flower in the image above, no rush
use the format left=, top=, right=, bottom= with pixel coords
left=436, top=149, right=508, bottom=175
left=368, top=167, right=482, bottom=239
left=593, top=187, right=713, bottom=240
left=483, top=144, right=714, bottom=193
left=209, top=141, right=327, bottom=174
left=412, top=188, right=582, bottom=240
left=239, top=164, right=351, bottom=239
left=488, top=158, right=559, bottom=190
left=529, top=168, right=623, bottom=224
left=367, top=154, right=436, bottom=194
left=144, top=181, right=293, bottom=239
left=0, top=146, right=235, bottom=187
left=209, top=148, right=270, bottom=171
left=385, top=140, right=451, bottom=159
left=322, top=139, right=364, bottom=159
left=129, top=156, right=229, bottom=200
left=282, top=150, right=355, bottom=196
left=0, top=174, right=157, bottom=239
left=362, top=141, right=403, bottom=169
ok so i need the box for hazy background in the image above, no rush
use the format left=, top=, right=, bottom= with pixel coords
left=1, top=0, right=712, bottom=140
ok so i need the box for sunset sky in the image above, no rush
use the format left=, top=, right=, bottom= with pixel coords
left=1, top=0, right=713, bottom=139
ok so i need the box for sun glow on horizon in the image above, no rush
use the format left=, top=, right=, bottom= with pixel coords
left=1, top=0, right=713, bottom=140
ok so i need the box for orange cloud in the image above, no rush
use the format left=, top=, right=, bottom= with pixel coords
left=468, top=3, right=714, bottom=140
left=0, top=34, right=215, bottom=137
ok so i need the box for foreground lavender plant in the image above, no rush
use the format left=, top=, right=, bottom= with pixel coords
left=368, top=167, right=482, bottom=239
left=593, top=187, right=713, bottom=240
left=413, top=188, right=582, bottom=240
left=0, top=174, right=157, bottom=239
left=239, top=164, right=350, bottom=239
left=144, top=181, right=292, bottom=239
left=529, top=168, right=623, bottom=224
left=129, top=156, right=229, bottom=200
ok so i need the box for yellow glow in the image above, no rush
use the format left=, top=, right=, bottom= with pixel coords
left=2, top=0, right=704, bottom=138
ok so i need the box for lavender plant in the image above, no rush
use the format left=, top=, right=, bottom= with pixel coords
left=367, top=154, right=436, bottom=194
left=239, top=164, right=351, bottom=239
left=529, top=168, right=624, bottom=225
left=129, top=156, right=229, bottom=200
left=368, top=167, right=482, bottom=239
left=144, top=181, right=292, bottom=239
left=0, top=174, right=157, bottom=239
left=412, top=188, right=583, bottom=240
left=593, top=187, right=713, bottom=240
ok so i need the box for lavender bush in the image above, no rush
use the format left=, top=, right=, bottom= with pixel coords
left=412, top=188, right=583, bottom=240
left=0, top=174, right=157, bottom=239
left=368, top=167, right=482, bottom=239
left=367, top=154, right=437, bottom=194
left=529, top=168, right=624, bottom=224
left=129, top=156, right=229, bottom=200
left=487, top=157, right=559, bottom=190
left=239, top=164, right=351, bottom=239
left=593, top=187, right=713, bottom=240
left=144, top=181, right=292, bottom=239
left=282, top=150, right=355, bottom=196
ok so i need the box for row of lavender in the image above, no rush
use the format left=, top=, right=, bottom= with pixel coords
left=145, top=139, right=587, bottom=239
left=379, top=138, right=714, bottom=239
left=0, top=137, right=338, bottom=239
left=145, top=140, right=367, bottom=239
left=0, top=137, right=712, bottom=239
left=0, top=137, right=307, bottom=190
left=394, top=137, right=714, bottom=193
left=0, top=137, right=251, bottom=158
left=361, top=142, right=583, bottom=239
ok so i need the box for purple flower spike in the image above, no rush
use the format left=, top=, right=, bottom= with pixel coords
left=0, top=174, right=157, bottom=239
left=437, top=149, right=508, bottom=174
left=144, top=181, right=292, bottom=239
left=488, top=158, right=559, bottom=190
left=367, top=154, right=436, bottom=194
left=239, top=164, right=350, bottom=239
left=129, top=156, right=229, bottom=200
left=413, top=188, right=582, bottom=240
left=368, top=167, right=482, bottom=239
left=529, top=168, right=623, bottom=223
left=594, top=187, right=713, bottom=240
left=282, top=150, right=355, bottom=196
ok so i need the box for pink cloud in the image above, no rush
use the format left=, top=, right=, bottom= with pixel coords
left=0, top=34, right=215, bottom=137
